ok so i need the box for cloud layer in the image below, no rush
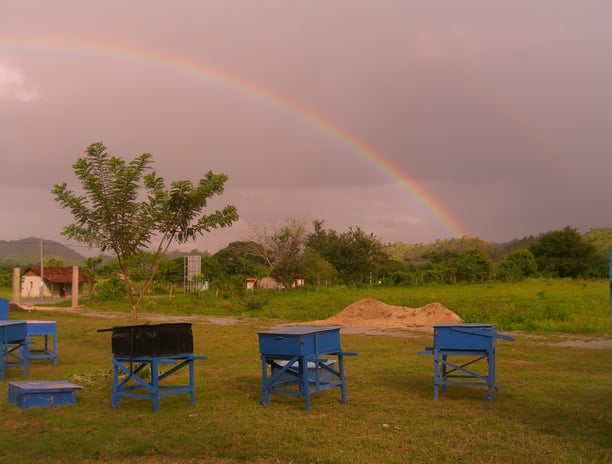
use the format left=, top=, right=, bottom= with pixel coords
left=1, top=1, right=611, bottom=253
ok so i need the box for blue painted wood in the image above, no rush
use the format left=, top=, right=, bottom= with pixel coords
left=7, top=381, right=82, bottom=408
left=258, top=326, right=342, bottom=356
left=419, top=324, right=514, bottom=400
left=26, top=321, right=57, bottom=365
left=259, top=326, right=357, bottom=410
left=0, top=298, right=8, bottom=320
left=111, top=353, right=207, bottom=413
left=0, top=321, right=29, bottom=380
left=0, top=320, right=27, bottom=343
left=435, top=324, right=500, bottom=350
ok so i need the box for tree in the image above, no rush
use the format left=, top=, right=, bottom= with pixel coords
left=247, top=219, right=309, bottom=289
left=301, top=248, right=337, bottom=287
left=497, top=250, right=538, bottom=281
left=529, top=226, right=597, bottom=278
left=82, top=256, right=102, bottom=299
left=307, top=221, right=385, bottom=285
left=213, top=241, right=269, bottom=277
left=52, top=142, right=238, bottom=320
left=454, top=249, right=493, bottom=282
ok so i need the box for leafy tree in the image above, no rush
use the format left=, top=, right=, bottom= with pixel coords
left=497, top=249, right=538, bottom=281
left=301, top=248, right=337, bottom=287
left=0, top=265, right=13, bottom=291
left=454, top=249, right=493, bottom=282
left=213, top=241, right=269, bottom=277
left=247, top=219, right=310, bottom=289
left=583, top=228, right=612, bottom=278
left=153, top=256, right=187, bottom=298
left=529, top=226, right=597, bottom=278
left=307, top=221, right=385, bottom=285
left=52, top=142, right=238, bottom=320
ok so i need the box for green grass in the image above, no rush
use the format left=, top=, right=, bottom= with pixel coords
left=59, top=278, right=611, bottom=333
left=0, top=309, right=611, bottom=463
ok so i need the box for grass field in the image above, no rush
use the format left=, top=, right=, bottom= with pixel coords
left=1, top=279, right=610, bottom=463
left=72, top=278, right=611, bottom=333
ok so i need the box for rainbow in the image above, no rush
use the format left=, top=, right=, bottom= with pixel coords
left=1, top=36, right=470, bottom=237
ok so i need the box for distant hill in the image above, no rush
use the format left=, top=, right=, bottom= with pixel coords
left=383, top=228, right=611, bottom=263
left=0, top=237, right=87, bottom=266
left=3, top=228, right=609, bottom=268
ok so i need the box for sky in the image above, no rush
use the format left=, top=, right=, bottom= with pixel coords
left=1, top=1, right=611, bottom=255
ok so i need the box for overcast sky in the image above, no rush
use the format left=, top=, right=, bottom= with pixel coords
left=1, top=1, right=611, bottom=254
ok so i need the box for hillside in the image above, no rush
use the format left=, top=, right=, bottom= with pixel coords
left=0, top=237, right=87, bottom=266
left=2, top=228, right=609, bottom=268
left=383, top=227, right=611, bottom=263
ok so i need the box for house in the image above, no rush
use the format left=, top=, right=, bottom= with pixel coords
left=21, top=266, right=87, bottom=299
left=252, top=277, right=305, bottom=290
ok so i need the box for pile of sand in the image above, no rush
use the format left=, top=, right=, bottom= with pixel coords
left=311, top=298, right=462, bottom=329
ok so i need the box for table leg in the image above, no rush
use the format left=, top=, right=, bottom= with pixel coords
left=189, top=357, right=196, bottom=405
left=260, top=355, right=270, bottom=406
left=112, top=359, right=120, bottom=408
left=338, top=354, right=347, bottom=404
left=151, top=358, right=160, bottom=414
left=300, top=357, right=311, bottom=411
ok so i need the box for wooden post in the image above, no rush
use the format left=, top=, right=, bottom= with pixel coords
left=72, top=265, right=79, bottom=308
left=12, top=267, right=20, bottom=305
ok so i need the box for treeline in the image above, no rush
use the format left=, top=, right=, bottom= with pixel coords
left=1, top=224, right=609, bottom=296
left=155, top=223, right=611, bottom=291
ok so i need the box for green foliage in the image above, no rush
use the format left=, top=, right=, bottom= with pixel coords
left=584, top=227, right=612, bottom=253
left=385, top=236, right=498, bottom=264
left=454, top=249, right=493, bottom=281
left=530, top=226, right=599, bottom=277
left=497, top=249, right=538, bottom=281
left=242, top=295, right=268, bottom=311
left=155, top=257, right=184, bottom=285
left=301, top=248, right=337, bottom=286
left=248, top=219, right=311, bottom=288
left=213, top=241, right=269, bottom=277
left=95, top=276, right=127, bottom=300
left=51, top=142, right=238, bottom=319
left=79, top=278, right=610, bottom=333
left=308, top=221, right=385, bottom=285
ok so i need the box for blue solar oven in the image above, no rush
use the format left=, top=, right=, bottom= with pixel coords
left=434, top=324, right=500, bottom=350
left=419, top=323, right=515, bottom=400
left=258, top=326, right=342, bottom=357
left=258, top=326, right=356, bottom=410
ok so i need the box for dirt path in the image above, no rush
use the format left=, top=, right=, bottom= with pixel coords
left=22, top=303, right=612, bottom=349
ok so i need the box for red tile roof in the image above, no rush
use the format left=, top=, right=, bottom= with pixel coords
left=24, top=266, right=87, bottom=284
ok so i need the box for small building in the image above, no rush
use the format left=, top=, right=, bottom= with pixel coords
left=246, top=278, right=257, bottom=290
left=254, top=277, right=305, bottom=290
left=21, top=266, right=87, bottom=299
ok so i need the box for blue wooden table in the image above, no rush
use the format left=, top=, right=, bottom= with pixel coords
left=418, top=324, right=514, bottom=400
left=111, top=353, right=207, bottom=413
left=259, top=326, right=357, bottom=410
left=0, top=321, right=29, bottom=381
left=26, top=321, right=57, bottom=365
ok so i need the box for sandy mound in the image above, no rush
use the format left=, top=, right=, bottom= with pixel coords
left=312, top=298, right=462, bottom=329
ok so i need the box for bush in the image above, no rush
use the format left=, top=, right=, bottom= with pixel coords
left=96, top=277, right=127, bottom=301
